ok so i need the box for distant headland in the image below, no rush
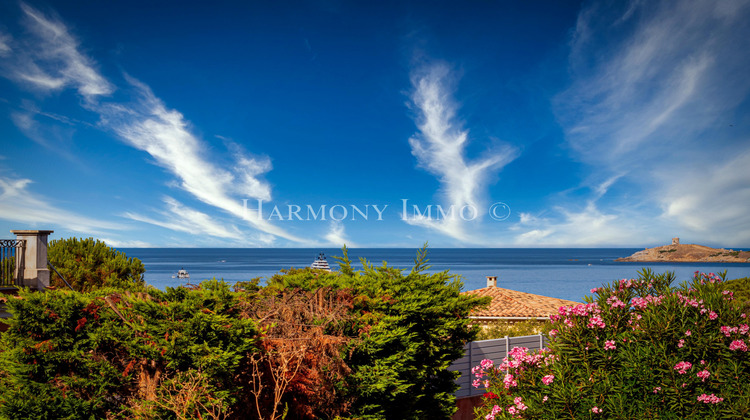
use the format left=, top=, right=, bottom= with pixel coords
left=616, top=238, right=750, bottom=263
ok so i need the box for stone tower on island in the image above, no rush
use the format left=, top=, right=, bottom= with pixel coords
left=672, top=237, right=680, bottom=245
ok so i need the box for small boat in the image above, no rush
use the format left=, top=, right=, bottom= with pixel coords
left=172, top=268, right=190, bottom=279
left=311, top=252, right=331, bottom=272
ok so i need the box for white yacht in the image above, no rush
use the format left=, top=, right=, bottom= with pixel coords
left=172, top=268, right=190, bottom=279
left=311, top=252, right=331, bottom=272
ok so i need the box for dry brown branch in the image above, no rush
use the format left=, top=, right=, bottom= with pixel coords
left=239, top=287, right=356, bottom=419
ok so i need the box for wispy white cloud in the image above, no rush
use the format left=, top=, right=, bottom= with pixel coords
left=0, top=32, right=11, bottom=56
left=513, top=179, right=649, bottom=246
left=3, top=3, right=303, bottom=244
left=7, top=3, right=114, bottom=98
left=0, top=175, right=123, bottom=234
left=324, top=221, right=358, bottom=248
left=552, top=0, right=750, bottom=245
left=101, top=77, right=299, bottom=242
left=406, top=63, right=518, bottom=241
left=658, top=148, right=750, bottom=244
left=124, top=197, right=244, bottom=241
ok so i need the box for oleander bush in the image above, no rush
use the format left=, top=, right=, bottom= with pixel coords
left=473, top=270, right=750, bottom=419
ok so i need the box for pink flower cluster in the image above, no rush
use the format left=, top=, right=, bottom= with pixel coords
left=606, top=296, right=626, bottom=309
left=541, top=374, right=554, bottom=385
left=615, top=278, right=646, bottom=291
left=674, top=361, right=692, bottom=374
left=587, top=315, right=606, bottom=329
left=697, top=393, right=724, bottom=404
left=604, top=340, right=616, bottom=350
left=503, top=373, right=518, bottom=388
left=674, top=291, right=704, bottom=309
left=558, top=302, right=601, bottom=317
left=697, top=369, right=710, bottom=382
left=721, top=324, right=749, bottom=337
left=696, top=272, right=723, bottom=285
left=591, top=406, right=602, bottom=414
left=484, top=405, right=503, bottom=420
left=631, top=295, right=664, bottom=310
left=729, top=340, right=748, bottom=352
left=471, top=359, right=496, bottom=389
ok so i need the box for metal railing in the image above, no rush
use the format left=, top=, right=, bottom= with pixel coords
left=0, top=239, right=24, bottom=287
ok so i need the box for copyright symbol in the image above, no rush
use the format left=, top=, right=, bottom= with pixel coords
left=489, top=202, right=511, bottom=221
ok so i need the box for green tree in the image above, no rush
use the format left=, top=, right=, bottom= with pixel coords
left=265, top=245, right=489, bottom=419
left=48, top=237, right=145, bottom=292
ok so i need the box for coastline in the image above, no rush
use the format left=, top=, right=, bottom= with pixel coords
left=615, top=243, right=750, bottom=263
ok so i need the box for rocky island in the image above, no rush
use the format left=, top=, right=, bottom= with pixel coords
left=616, top=238, right=750, bottom=263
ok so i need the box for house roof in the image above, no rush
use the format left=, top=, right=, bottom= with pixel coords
left=462, top=286, right=581, bottom=318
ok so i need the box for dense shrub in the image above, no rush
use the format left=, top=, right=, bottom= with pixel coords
left=265, top=246, right=489, bottom=419
left=473, top=270, right=750, bottom=419
left=724, top=277, right=750, bottom=312
left=0, top=280, right=259, bottom=419
left=48, top=237, right=145, bottom=292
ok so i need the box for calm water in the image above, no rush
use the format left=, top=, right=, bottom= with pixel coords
left=119, top=248, right=750, bottom=303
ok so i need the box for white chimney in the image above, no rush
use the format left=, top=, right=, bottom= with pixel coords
left=486, top=276, right=497, bottom=288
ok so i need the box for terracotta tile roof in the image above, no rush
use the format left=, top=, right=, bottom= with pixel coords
left=462, top=286, right=581, bottom=318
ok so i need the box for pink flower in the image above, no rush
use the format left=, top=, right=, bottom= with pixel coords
left=709, top=311, right=718, bottom=320
left=697, top=393, right=724, bottom=404
left=590, top=288, right=599, bottom=293
left=740, top=324, right=749, bottom=335
left=485, top=405, right=503, bottom=420
left=507, top=406, right=517, bottom=415
left=700, top=360, right=706, bottom=365
left=514, top=396, right=528, bottom=411
left=604, top=340, right=616, bottom=350
left=729, top=340, right=748, bottom=352
left=481, top=359, right=494, bottom=369
left=606, top=296, right=626, bottom=309
left=543, top=396, right=548, bottom=402
left=677, top=339, right=685, bottom=348
left=549, top=329, right=558, bottom=337
left=697, top=370, right=710, bottom=382
left=653, top=387, right=661, bottom=393
left=592, top=406, right=602, bottom=414
left=674, top=361, right=693, bottom=374
left=542, top=374, right=555, bottom=385
left=721, top=326, right=738, bottom=337
left=685, top=330, right=692, bottom=336
left=587, top=315, right=606, bottom=329
left=503, top=373, right=518, bottom=388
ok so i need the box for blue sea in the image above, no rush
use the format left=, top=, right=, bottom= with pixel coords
left=119, top=248, right=750, bottom=303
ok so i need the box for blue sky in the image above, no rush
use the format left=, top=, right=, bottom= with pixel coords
left=1, top=0, right=749, bottom=248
